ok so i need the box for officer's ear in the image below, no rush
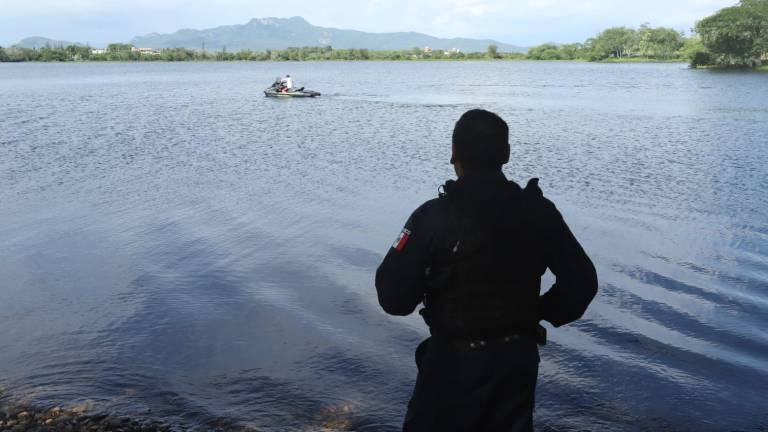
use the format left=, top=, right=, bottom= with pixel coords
left=501, top=142, right=510, bottom=165
left=450, top=144, right=457, bottom=165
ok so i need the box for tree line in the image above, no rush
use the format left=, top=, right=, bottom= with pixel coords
left=0, top=43, right=523, bottom=63
left=528, top=24, right=691, bottom=61
left=526, top=0, right=768, bottom=68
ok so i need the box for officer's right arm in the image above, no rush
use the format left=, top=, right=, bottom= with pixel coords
left=375, top=207, right=431, bottom=316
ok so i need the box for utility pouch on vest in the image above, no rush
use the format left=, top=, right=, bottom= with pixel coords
left=424, top=261, right=455, bottom=292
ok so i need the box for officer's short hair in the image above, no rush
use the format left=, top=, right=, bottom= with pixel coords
left=452, top=109, right=510, bottom=170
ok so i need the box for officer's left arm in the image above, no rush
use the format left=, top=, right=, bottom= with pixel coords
left=375, top=205, right=432, bottom=316
left=535, top=197, right=598, bottom=327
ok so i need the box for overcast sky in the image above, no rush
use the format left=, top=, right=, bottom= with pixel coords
left=1, top=0, right=737, bottom=47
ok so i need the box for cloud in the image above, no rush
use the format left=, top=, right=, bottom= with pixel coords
left=449, top=0, right=492, bottom=16
left=430, top=0, right=501, bottom=35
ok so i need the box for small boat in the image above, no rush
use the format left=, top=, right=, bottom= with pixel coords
left=265, top=78, right=320, bottom=98
left=264, top=88, right=321, bottom=98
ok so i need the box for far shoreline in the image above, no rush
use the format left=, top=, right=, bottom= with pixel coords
left=0, top=58, right=692, bottom=64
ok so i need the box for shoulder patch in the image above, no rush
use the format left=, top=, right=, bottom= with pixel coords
left=392, top=228, right=412, bottom=251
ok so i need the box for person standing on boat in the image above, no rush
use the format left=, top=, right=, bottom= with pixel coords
left=375, top=109, right=598, bottom=432
left=280, top=74, right=293, bottom=92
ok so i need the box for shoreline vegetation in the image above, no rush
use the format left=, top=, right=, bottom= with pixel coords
left=2, top=0, right=766, bottom=69
left=0, top=25, right=697, bottom=64
left=0, top=40, right=695, bottom=65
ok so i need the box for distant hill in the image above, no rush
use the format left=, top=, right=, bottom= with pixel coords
left=131, top=16, right=526, bottom=53
left=14, top=36, right=84, bottom=49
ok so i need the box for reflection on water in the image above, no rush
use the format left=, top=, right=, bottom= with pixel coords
left=0, top=61, right=766, bottom=431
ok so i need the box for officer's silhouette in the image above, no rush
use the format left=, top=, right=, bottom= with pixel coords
left=376, top=109, right=598, bottom=432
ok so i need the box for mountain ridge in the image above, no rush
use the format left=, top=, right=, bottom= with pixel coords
left=13, top=36, right=85, bottom=49
left=130, top=16, right=526, bottom=53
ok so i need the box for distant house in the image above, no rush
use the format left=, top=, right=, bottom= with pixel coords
left=444, top=48, right=461, bottom=56
left=131, top=47, right=161, bottom=55
left=423, top=46, right=433, bottom=54
left=91, top=49, right=107, bottom=55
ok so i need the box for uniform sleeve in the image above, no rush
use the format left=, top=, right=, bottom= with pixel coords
left=537, top=199, right=598, bottom=327
left=375, top=205, right=432, bottom=316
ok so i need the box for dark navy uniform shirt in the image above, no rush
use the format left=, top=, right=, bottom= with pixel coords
left=375, top=171, right=597, bottom=330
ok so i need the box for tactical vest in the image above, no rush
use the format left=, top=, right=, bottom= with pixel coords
left=421, top=178, right=545, bottom=339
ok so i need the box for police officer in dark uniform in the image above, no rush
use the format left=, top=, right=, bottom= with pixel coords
left=375, top=109, right=598, bottom=432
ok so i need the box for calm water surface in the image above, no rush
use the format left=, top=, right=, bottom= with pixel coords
left=0, top=61, right=767, bottom=431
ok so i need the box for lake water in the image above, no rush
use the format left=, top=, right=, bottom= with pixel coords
left=0, top=61, right=767, bottom=431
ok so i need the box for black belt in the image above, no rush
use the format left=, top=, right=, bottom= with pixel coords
left=430, top=324, right=547, bottom=350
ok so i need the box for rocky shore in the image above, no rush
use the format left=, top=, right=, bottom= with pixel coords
left=0, top=404, right=174, bottom=432
left=0, top=404, right=262, bottom=432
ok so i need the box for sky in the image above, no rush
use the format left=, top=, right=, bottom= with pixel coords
left=0, top=0, right=738, bottom=47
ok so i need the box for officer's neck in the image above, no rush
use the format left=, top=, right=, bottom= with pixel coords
left=456, top=167, right=505, bottom=180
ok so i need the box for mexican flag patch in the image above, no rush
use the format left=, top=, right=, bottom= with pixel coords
left=392, top=228, right=411, bottom=251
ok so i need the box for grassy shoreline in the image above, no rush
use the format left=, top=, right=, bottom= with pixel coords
left=598, top=57, right=687, bottom=63
left=690, top=63, right=768, bottom=71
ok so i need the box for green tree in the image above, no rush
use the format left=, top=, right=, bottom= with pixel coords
left=740, top=0, right=768, bottom=57
left=0, top=46, right=8, bottom=62
left=580, top=38, right=599, bottom=60
left=593, top=27, right=637, bottom=59
left=527, top=43, right=564, bottom=60
left=560, top=43, right=585, bottom=59
left=487, top=44, right=500, bottom=59
left=162, top=48, right=195, bottom=61
left=107, top=43, right=133, bottom=53
left=236, top=49, right=255, bottom=60
left=696, top=5, right=765, bottom=66
left=637, top=27, right=685, bottom=58
left=741, top=0, right=768, bottom=16
left=39, top=44, right=68, bottom=61
left=636, top=23, right=653, bottom=57
left=678, top=36, right=709, bottom=65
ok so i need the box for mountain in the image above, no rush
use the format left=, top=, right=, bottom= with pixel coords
left=131, top=17, right=526, bottom=53
left=14, top=36, right=84, bottom=49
